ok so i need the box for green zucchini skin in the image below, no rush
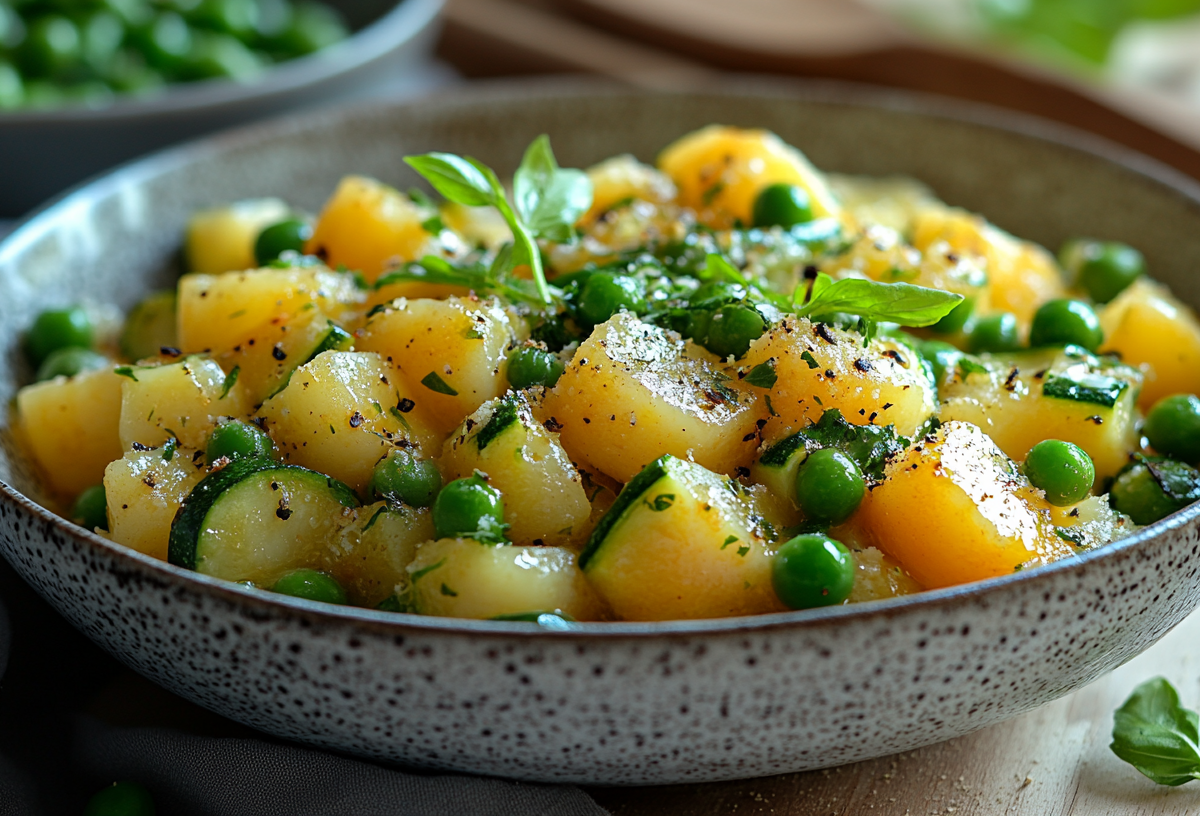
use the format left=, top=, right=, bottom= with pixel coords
left=578, top=455, right=671, bottom=570
left=168, top=458, right=359, bottom=570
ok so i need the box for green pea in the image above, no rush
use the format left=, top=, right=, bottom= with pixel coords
left=1110, top=460, right=1200, bottom=526
left=966, top=312, right=1020, bottom=354
left=83, top=781, right=155, bottom=816
left=25, top=307, right=93, bottom=367
left=432, top=474, right=505, bottom=540
left=507, top=347, right=565, bottom=390
left=181, top=30, right=262, bottom=80
left=1023, top=439, right=1094, bottom=506
left=772, top=533, right=855, bottom=610
left=752, top=183, right=814, bottom=229
left=35, top=346, right=108, bottom=381
left=271, top=0, right=346, bottom=56
left=136, top=11, right=192, bottom=72
left=1062, top=239, right=1144, bottom=304
left=701, top=303, right=766, bottom=360
left=794, top=448, right=865, bottom=526
left=0, top=61, right=25, bottom=109
left=253, top=0, right=294, bottom=39
left=1144, top=394, right=1200, bottom=464
left=254, top=218, right=312, bottom=266
left=190, top=0, right=258, bottom=38
left=1029, top=299, right=1103, bottom=351
left=271, top=569, right=347, bottom=605
left=71, top=484, right=108, bottom=532
left=370, top=448, right=442, bottom=507
left=0, top=4, right=25, bottom=51
left=81, top=10, right=125, bottom=71
left=931, top=296, right=974, bottom=334
left=206, top=420, right=274, bottom=464
left=20, top=15, right=81, bottom=77
left=101, top=0, right=154, bottom=29
left=576, top=273, right=646, bottom=326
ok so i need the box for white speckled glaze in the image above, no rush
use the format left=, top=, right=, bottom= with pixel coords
left=2, top=81, right=1200, bottom=785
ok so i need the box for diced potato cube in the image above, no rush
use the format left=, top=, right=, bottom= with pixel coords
left=322, top=502, right=434, bottom=607
left=407, top=538, right=604, bottom=620
left=856, top=421, right=1074, bottom=589
left=911, top=205, right=1065, bottom=324
left=441, top=393, right=590, bottom=546
left=257, top=351, right=437, bottom=493
left=846, top=547, right=921, bottom=603
left=355, top=296, right=519, bottom=436
left=177, top=268, right=360, bottom=356
left=541, top=312, right=765, bottom=483
left=657, top=125, right=842, bottom=229
left=305, top=176, right=438, bottom=282
left=119, top=356, right=248, bottom=451
left=938, top=348, right=1142, bottom=481
left=104, top=446, right=205, bottom=560
left=215, top=310, right=351, bottom=407
left=185, top=198, right=289, bottom=275
left=580, top=154, right=677, bottom=225
left=827, top=174, right=940, bottom=236
left=740, top=317, right=936, bottom=442
left=1100, top=278, right=1200, bottom=408
left=17, top=368, right=123, bottom=496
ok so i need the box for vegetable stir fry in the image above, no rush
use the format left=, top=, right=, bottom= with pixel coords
left=16, top=125, right=1200, bottom=622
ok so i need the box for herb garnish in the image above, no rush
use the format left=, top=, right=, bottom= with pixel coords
left=1111, top=677, right=1200, bottom=786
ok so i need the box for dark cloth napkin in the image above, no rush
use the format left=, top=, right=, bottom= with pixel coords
left=0, top=558, right=608, bottom=815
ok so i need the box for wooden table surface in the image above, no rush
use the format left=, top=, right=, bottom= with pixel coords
left=586, top=612, right=1200, bottom=815
left=434, top=3, right=1200, bottom=813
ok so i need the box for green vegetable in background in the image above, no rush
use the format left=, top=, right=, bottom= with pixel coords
left=1111, top=677, right=1200, bottom=786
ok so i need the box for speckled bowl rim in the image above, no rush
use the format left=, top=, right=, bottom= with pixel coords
left=5, top=76, right=1200, bottom=639
left=0, top=0, right=442, bottom=124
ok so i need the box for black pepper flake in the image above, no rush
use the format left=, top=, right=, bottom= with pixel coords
left=882, top=349, right=907, bottom=366
left=858, top=408, right=866, bottom=416
left=1069, top=508, right=1080, bottom=517
left=742, top=432, right=757, bottom=442
left=825, top=369, right=836, bottom=380
left=131, top=442, right=151, bottom=451
left=756, top=418, right=767, bottom=429
left=583, top=417, right=591, bottom=424
left=869, top=412, right=878, bottom=423
left=882, top=402, right=894, bottom=410
left=160, top=346, right=182, bottom=357
left=251, top=416, right=268, bottom=430
left=543, top=417, right=563, bottom=433
left=815, top=323, right=837, bottom=344
left=854, top=358, right=873, bottom=373
left=349, top=411, right=364, bottom=428
left=272, top=344, right=287, bottom=361
left=1004, top=367, right=1020, bottom=391
left=276, top=502, right=293, bottom=521
left=1087, top=415, right=1104, bottom=425
left=735, top=466, right=751, bottom=478
left=397, top=398, right=415, bottom=413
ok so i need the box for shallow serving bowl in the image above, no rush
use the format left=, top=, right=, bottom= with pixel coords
left=0, top=0, right=443, bottom=217
left=2, top=81, right=1200, bottom=785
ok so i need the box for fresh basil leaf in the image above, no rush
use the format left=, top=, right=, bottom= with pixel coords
left=743, top=360, right=778, bottom=389
left=421, top=371, right=459, bottom=396
left=404, top=153, right=496, bottom=208
left=798, top=276, right=963, bottom=328
left=1111, top=677, right=1200, bottom=786
left=513, top=135, right=593, bottom=244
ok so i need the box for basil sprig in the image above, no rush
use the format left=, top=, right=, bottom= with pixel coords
left=1111, top=677, right=1200, bottom=786
left=404, top=135, right=592, bottom=304
left=703, top=254, right=963, bottom=342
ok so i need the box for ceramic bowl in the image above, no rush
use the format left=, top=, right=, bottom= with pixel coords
left=0, top=0, right=443, bottom=217
left=2, top=80, right=1200, bottom=786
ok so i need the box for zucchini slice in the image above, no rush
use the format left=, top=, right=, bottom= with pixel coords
left=580, top=454, right=783, bottom=621
left=169, top=458, right=359, bottom=584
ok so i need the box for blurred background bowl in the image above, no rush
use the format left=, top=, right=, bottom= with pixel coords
left=0, top=0, right=443, bottom=216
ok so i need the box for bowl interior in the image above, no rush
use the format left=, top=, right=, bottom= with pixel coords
left=3, top=78, right=1200, bottom=580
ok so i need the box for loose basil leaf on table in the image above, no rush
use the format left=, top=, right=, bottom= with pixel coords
left=1111, top=677, right=1200, bottom=786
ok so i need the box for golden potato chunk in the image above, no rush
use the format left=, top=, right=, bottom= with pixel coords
left=740, top=317, right=936, bottom=443
left=257, top=351, right=437, bottom=493
left=911, top=205, right=1065, bottom=324
left=104, top=446, right=205, bottom=559
left=407, top=538, right=604, bottom=620
left=441, top=393, right=590, bottom=546
left=322, top=502, right=434, bottom=607
left=185, top=198, right=289, bottom=275
left=119, top=356, right=247, bottom=451
left=857, top=421, right=1074, bottom=589
left=355, top=296, right=519, bottom=437
left=938, top=348, right=1142, bottom=481
left=657, top=125, right=842, bottom=229
left=580, top=154, right=677, bottom=225
left=305, top=176, right=438, bottom=282
left=1100, top=278, right=1200, bottom=409
left=542, top=312, right=764, bottom=483
left=177, top=268, right=360, bottom=355
left=17, top=367, right=123, bottom=496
